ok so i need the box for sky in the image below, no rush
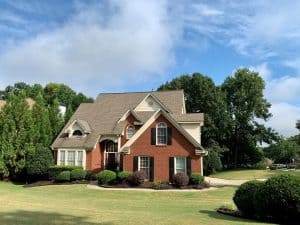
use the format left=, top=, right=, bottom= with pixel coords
left=0, top=0, right=299, bottom=137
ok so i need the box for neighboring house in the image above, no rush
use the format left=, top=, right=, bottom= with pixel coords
left=51, top=90, right=207, bottom=181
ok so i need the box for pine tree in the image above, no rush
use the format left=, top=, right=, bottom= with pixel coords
left=0, top=92, right=34, bottom=176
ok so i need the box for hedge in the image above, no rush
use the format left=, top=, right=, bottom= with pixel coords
left=54, top=171, right=70, bottom=182
left=96, top=170, right=117, bottom=185
left=48, top=166, right=82, bottom=180
left=70, top=168, right=87, bottom=181
left=189, top=173, right=204, bottom=185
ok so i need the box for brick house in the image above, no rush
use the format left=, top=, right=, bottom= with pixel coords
left=51, top=90, right=207, bottom=181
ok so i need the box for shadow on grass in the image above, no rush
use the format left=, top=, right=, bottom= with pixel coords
left=0, top=210, right=114, bottom=225
left=199, top=210, right=264, bottom=224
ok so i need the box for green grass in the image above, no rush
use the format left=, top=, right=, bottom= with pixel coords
left=210, top=169, right=300, bottom=180
left=0, top=182, right=271, bottom=225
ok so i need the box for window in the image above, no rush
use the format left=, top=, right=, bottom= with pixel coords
left=68, top=151, right=76, bottom=166
left=175, top=157, right=186, bottom=174
left=156, top=122, right=167, bottom=145
left=60, top=150, right=65, bottom=166
left=58, top=149, right=86, bottom=168
left=77, top=151, right=83, bottom=166
left=72, top=130, right=83, bottom=136
left=138, top=156, right=150, bottom=179
left=126, top=125, right=135, bottom=139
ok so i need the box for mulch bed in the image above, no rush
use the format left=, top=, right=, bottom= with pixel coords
left=23, top=180, right=89, bottom=188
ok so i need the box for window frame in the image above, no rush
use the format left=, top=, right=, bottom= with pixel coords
left=174, top=157, right=187, bottom=174
left=156, top=122, right=168, bottom=145
left=138, top=156, right=150, bottom=179
left=72, top=130, right=83, bottom=137
left=57, top=149, right=86, bottom=169
left=126, top=125, right=135, bottom=139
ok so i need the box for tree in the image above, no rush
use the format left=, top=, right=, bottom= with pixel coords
left=26, top=144, right=54, bottom=181
left=221, top=68, right=278, bottom=166
left=0, top=92, right=35, bottom=176
left=264, top=139, right=299, bottom=164
left=158, top=73, right=231, bottom=147
left=48, top=98, right=64, bottom=141
left=31, top=93, right=52, bottom=147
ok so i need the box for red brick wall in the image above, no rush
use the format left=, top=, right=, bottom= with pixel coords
left=122, top=115, right=202, bottom=181
left=86, top=143, right=104, bottom=172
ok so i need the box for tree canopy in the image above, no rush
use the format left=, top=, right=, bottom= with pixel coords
left=158, top=69, right=279, bottom=167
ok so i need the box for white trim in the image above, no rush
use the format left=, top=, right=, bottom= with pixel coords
left=134, top=94, right=171, bottom=112
left=118, top=110, right=141, bottom=122
left=120, top=110, right=161, bottom=153
left=174, top=157, right=187, bottom=174
left=57, top=149, right=86, bottom=169
left=200, top=156, right=203, bottom=176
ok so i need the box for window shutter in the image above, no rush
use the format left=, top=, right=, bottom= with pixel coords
left=169, top=157, right=174, bottom=182
left=167, top=127, right=172, bottom=145
left=150, top=157, right=154, bottom=181
left=151, top=128, right=156, bottom=145
left=133, top=156, right=138, bottom=172
left=186, top=157, right=191, bottom=176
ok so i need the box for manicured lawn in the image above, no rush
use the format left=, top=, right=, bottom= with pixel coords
left=0, top=182, right=271, bottom=225
left=210, top=169, right=300, bottom=180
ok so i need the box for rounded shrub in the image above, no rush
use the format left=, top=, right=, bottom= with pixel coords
left=96, top=170, right=117, bottom=185
left=127, top=171, right=146, bottom=186
left=54, top=171, right=70, bottom=183
left=48, top=165, right=82, bottom=180
left=117, top=171, right=131, bottom=183
left=233, top=180, right=264, bottom=216
left=70, top=168, right=87, bottom=181
left=254, top=174, right=300, bottom=222
left=173, top=172, right=189, bottom=187
left=190, top=173, right=204, bottom=185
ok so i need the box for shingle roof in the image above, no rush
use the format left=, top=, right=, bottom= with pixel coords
left=52, top=90, right=202, bottom=149
left=171, top=113, right=204, bottom=122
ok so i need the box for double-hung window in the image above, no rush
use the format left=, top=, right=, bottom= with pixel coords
left=175, top=157, right=186, bottom=174
left=156, top=122, right=167, bottom=145
left=77, top=151, right=83, bottom=166
left=138, top=156, right=150, bottom=179
left=67, top=151, right=76, bottom=166
left=60, top=150, right=65, bottom=166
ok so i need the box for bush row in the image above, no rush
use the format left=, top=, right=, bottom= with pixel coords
left=233, top=174, right=300, bottom=223
left=96, top=170, right=205, bottom=187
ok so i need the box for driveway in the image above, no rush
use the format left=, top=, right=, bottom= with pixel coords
left=204, top=177, right=266, bottom=187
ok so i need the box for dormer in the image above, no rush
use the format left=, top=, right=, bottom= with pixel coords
left=65, top=119, right=91, bottom=138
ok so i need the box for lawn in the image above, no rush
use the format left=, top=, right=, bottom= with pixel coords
left=0, top=182, right=271, bottom=225
left=210, top=169, right=300, bottom=180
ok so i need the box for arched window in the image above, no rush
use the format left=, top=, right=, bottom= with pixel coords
left=126, top=125, right=135, bottom=139
left=72, top=130, right=83, bottom=136
left=156, top=122, right=167, bottom=145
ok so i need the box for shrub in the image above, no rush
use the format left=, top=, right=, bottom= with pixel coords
left=26, top=145, right=54, bottom=181
left=203, top=147, right=222, bottom=175
left=254, top=174, right=300, bottom=222
left=85, top=171, right=97, bottom=180
left=54, top=171, right=70, bottom=182
left=152, top=181, right=170, bottom=190
left=189, top=173, right=204, bottom=185
left=117, top=171, right=131, bottom=183
left=173, top=172, right=189, bottom=187
left=48, top=165, right=82, bottom=180
left=70, top=168, right=86, bottom=181
left=127, top=171, right=146, bottom=186
left=233, top=180, right=264, bottom=216
left=96, top=170, right=117, bottom=185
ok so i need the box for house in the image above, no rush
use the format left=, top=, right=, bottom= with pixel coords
left=51, top=90, right=207, bottom=181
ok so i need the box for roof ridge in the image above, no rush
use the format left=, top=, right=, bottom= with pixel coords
left=97, top=89, right=184, bottom=95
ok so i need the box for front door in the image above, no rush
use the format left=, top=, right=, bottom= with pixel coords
left=106, top=153, right=118, bottom=170
left=104, top=141, right=118, bottom=170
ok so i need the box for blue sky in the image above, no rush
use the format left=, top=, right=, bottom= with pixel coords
left=0, top=0, right=300, bottom=137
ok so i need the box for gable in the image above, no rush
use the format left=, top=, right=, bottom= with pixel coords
left=134, top=95, right=163, bottom=111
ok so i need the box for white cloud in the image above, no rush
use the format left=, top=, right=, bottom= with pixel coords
left=250, top=63, right=300, bottom=137
left=267, top=102, right=300, bottom=137
left=0, top=0, right=178, bottom=96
